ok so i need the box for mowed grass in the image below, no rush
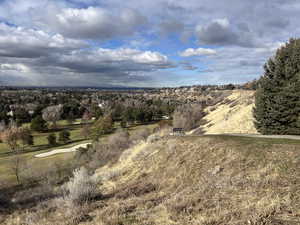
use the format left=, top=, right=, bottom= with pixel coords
left=0, top=120, right=158, bottom=187
left=0, top=120, right=90, bottom=186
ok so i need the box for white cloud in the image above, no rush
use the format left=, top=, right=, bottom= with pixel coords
left=255, top=42, right=285, bottom=54
left=214, top=18, right=229, bottom=28
left=58, top=48, right=172, bottom=72
left=0, top=63, right=30, bottom=72
left=180, top=48, right=217, bottom=57
left=0, top=23, right=85, bottom=58
left=53, top=7, right=147, bottom=39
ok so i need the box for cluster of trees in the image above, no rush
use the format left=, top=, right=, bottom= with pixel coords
left=0, top=126, right=34, bottom=151
left=110, top=99, right=174, bottom=125
left=47, top=130, right=71, bottom=146
left=0, top=89, right=175, bottom=131
left=0, top=125, right=34, bottom=184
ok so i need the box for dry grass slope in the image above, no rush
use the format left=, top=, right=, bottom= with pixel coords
left=25, top=135, right=298, bottom=225
left=202, top=90, right=257, bottom=134
left=1, top=132, right=300, bottom=224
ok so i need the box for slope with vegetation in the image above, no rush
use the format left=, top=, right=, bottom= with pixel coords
left=199, top=90, right=257, bottom=134
left=2, top=133, right=299, bottom=225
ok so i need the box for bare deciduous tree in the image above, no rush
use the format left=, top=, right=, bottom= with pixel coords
left=42, top=104, right=63, bottom=128
left=10, top=152, right=24, bottom=184
left=1, top=126, right=28, bottom=184
left=108, top=129, right=130, bottom=150
left=1, top=126, right=21, bottom=151
left=173, top=104, right=205, bottom=131
left=80, top=124, right=91, bottom=139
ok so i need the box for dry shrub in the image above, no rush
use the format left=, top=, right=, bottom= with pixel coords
left=158, top=120, right=172, bottom=130
left=132, top=142, right=160, bottom=161
left=115, top=182, right=157, bottom=199
left=89, top=128, right=152, bottom=169
left=100, top=169, right=123, bottom=182
left=173, top=104, right=205, bottom=131
left=53, top=198, right=93, bottom=225
left=130, top=128, right=150, bottom=143
left=21, top=161, right=73, bottom=186
left=208, top=91, right=232, bottom=106
left=146, top=134, right=161, bottom=143
left=108, top=129, right=130, bottom=150
left=88, top=130, right=131, bottom=169
left=63, top=167, right=99, bottom=206
left=89, top=142, right=123, bottom=169
left=11, top=184, right=55, bottom=207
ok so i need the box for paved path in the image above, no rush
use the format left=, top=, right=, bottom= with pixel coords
left=34, top=142, right=91, bottom=158
left=218, top=133, right=300, bottom=140
left=187, top=133, right=300, bottom=140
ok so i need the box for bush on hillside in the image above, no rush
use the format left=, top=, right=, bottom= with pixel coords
left=173, top=104, right=205, bottom=131
left=63, top=167, right=99, bottom=206
left=108, top=129, right=130, bottom=150
left=130, top=128, right=151, bottom=143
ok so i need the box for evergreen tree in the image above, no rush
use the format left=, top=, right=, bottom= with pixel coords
left=47, top=133, right=57, bottom=146
left=254, top=38, right=300, bottom=134
left=92, top=114, right=113, bottom=140
left=30, top=116, right=47, bottom=132
left=58, top=130, right=71, bottom=144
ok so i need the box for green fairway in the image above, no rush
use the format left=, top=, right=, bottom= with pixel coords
left=0, top=120, right=158, bottom=187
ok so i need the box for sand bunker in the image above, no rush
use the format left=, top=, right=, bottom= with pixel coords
left=35, top=143, right=91, bottom=158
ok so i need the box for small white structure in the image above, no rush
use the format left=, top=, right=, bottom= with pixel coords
left=170, top=128, right=185, bottom=136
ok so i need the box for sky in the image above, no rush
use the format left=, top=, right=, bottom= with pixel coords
left=0, top=0, right=298, bottom=87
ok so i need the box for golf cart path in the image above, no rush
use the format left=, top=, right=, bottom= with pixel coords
left=34, top=142, right=91, bottom=158
left=221, top=133, right=300, bottom=140
left=195, top=133, right=300, bottom=140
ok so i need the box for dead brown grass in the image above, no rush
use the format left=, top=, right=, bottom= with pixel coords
left=2, top=135, right=300, bottom=225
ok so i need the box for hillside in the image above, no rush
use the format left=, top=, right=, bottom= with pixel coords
left=89, top=135, right=299, bottom=225
left=201, top=90, right=257, bottom=134
left=3, top=134, right=299, bottom=225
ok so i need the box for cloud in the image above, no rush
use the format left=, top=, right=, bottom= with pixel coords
left=159, top=20, right=184, bottom=36
left=52, top=7, right=147, bottom=40
left=53, top=48, right=173, bottom=74
left=0, top=47, right=174, bottom=86
left=0, top=63, right=30, bottom=72
left=0, top=23, right=85, bottom=58
left=265, top=18, right=290, bottom=29
left=196, top=18, right=259, bottom=47
left=180, top=47, right=216, bottom=57
left=0, top=0, right=300, bottom=86
left=179, top=61, right=198, bottom=70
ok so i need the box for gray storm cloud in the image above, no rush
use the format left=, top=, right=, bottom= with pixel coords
left=0, top=0, right=299, bottom=86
